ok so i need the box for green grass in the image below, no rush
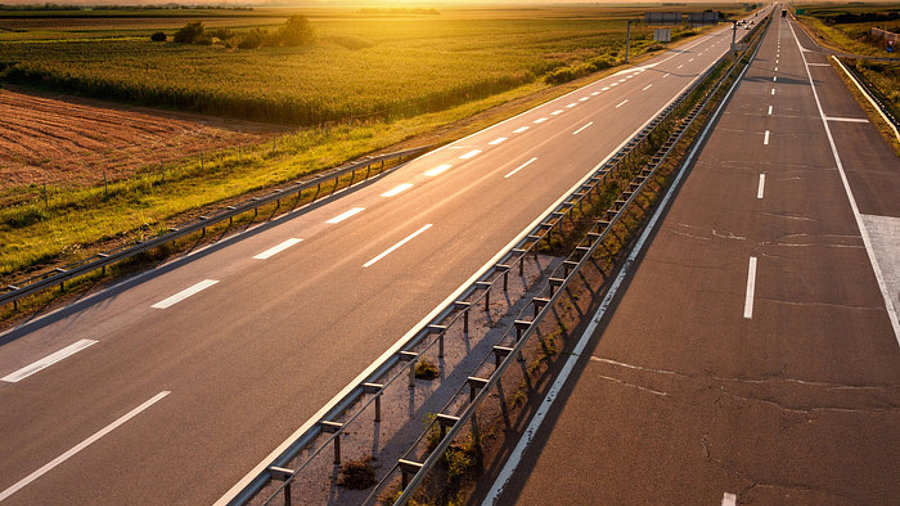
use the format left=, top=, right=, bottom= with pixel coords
left=0, top=12, right=684, bottom=126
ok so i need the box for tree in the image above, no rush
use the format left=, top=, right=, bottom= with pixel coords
left=278, top=15, right=315, bottom=47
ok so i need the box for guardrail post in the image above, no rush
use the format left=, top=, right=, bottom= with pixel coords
left=492, top=346, right=513, bottom=368
left=269, top=467, right=294, bottom=506
left=548, top=277, right=564, bottom=296
left=320, top=421, right=343, bottom=465
left=496, top=264, right=511, bottom=291
left=532, top=297, right=550, bottom=316
left=399, top=351, right=417, bottom=387
left=435, top=413, right=460, bottom=440
left=476, top=281, right=491, bottom=311
left=363, top=383, right=384, bottom=423
left=454, top=301, right=471, bottom=335
left=398, top=459, right=423, bottom=491
left=467, top=376, right=489, bottom=403
left=427, top=324, right=447, bottom=359
left=514, top=320, right=532, bottom=342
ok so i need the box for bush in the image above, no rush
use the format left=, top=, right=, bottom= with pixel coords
left=415, top=358, right=439, bottom=380
left=173, top=21, right=204, bottom=44
left=150, top=31, right=166, bottom=42
left=545, top=66, right=576, bottom=84
left=237, top=27, right=268, bottom=49
left=278, top=15, right=315, bottom=47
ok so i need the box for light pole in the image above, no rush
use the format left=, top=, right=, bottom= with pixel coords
left=731, top=20, right=738, bottom=57
left=624, top=18, right=640, bottom=63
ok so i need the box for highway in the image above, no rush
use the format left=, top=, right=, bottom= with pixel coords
left=0, top=16, right=757, bottom=505
left=490, top=7, right=900, bottom=505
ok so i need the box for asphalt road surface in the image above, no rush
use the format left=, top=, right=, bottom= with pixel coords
left=0, top=14, right=761, bottom=506
left=494, top=8, right=900, bottom=506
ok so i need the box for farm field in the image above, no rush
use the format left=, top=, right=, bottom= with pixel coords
left=0, top=4, right=746, bottom=311
left=0, top=87, right=280, bottom=198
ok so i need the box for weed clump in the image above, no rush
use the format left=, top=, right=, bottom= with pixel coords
left=337, top=457, right=377, bottom=490
left=415, top=358, right=439, bottom=380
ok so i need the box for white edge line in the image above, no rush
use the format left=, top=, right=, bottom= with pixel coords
left=744, top=256, right=758, bottom=319
left=1, top=339, right=98, bottom=383
left=757, top=173, right=766, bottom=199
left=217, top=32, right=741, bottom=505
left=481, top=33, right=759, bottom=504
left=362, top=224, right=432, bottom=268
left=789, top=20, right=900, bottom=344
left=252, top=238, right=303, bottom=260
left=504, top=157, right=538, bottom=179
left=150, top=279, right=219, bottom=309
left=0, top=391, right=170, bottom=501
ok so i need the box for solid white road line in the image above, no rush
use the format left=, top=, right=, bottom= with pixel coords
left=488, top=137, right=507, bottom=145
left=0, top=391, right=170, bottom=501
left=151, top=279, right=219, bottom=309
left=768, top=105, right=773, bottom=115
left=551, top=109, right=564, bottom=116
left=722, top=492, right=737, bottom=506
left=826, top=116, right=870, bottom=123
left=326, top=206, right=365, bottom=223
left=764, top=130, right=770, bottom=145
left=253, top=238, right=303, bottom=260
left=789, top=19, right=900, bottom=343
left=381, top=183, right=414, bottom=198
left=642, top=84, right=653, bottom=91
left=534, top=117, right=548, bottom=124
left=424, top=164, right=452, bottom=177
left=615, top=99, right=629, bottom=108
left=504, top=157, right=538, bottom=179
left=744, top=257, right=758, bottom=319
left=757, top=173, right=766, bottom=199
left=1, top=339, right=98, bottom=383
left=459, top=149, right=481, bottom=160
left=513, top=126, right=529, bottom=134
left=363, top=224, right=432, bottom=268
left=572, top=122, right=594, bottom=135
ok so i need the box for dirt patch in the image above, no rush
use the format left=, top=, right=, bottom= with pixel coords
left=0, top=86, right=285, bottom=194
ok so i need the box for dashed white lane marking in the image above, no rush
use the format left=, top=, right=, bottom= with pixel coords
left=0, top=391, right=171, bottom=502
left=825, top=116, right=870, bottom=123
left=579, top=97, right=590, bottom=101
left=610, top=82, right=619, bottom=87
left=151, top=279, right=219, bottom=309
left=771, top=88, right=776, bottom=95
left=618, top=78, right=627, bottom=83
left=773, top=76, right=778, bottom=82
left=807, top=62, right=830, bottom=67
left=764, top=130, right=770, bottom=145
left=572, top=122, right=594, bottom=135
left=768, top=105, right=773, bottom=115
left=566, top=103, right=578, bottom=108
left=326, top=206, right=366, bottom=223
left=534, top=117, right=548, bottom=124
left=626, top=75, right=634, bottom=79
left=615, top=99, right=629, bottom=108
left=513, top=126, right=529, bottom=133
left=689, top=58, right=695, bottom=62
left=744, top=257, right=758, bottom=319
left=253, top=238, right=303, bottom=260
left=504, top=157, right=538, bottom=179
left=602, top=86, right=611, bottom=90
left=757, top=173, right=766, bottom=199
left=591, top=91, right=600, bottom=96
left=459, top=149, right=481, bottom=160
left=551, top=109, right=564, bottom=116
left=775, top=66, right=779, bottom=72
left=363, top=224, right=432, bottom=268
left=381, top=183, right=413, bottom=198
left=677, top=64, right=684, bottom=69
left=722, top=492, right=737, bottom=506
left=642, top=84, right=653, bottom=91
left=1, top=339, right=97, bottom=383
left=424, top=164, right=452, bottom=177
left=488, top=137, right=507, bottom=145
left=662, top=73, right=670, bottom=78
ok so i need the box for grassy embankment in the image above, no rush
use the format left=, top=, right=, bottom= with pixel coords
left=793, top=3, right=900, bottom=144
left=0, top=6, right=736, bottom=291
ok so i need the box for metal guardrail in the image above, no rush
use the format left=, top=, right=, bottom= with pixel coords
left=226, top=17, right=770, bottom=506
left=0, top=146, right=429, bottom=311
left=385, top=20, right=764, bottom=505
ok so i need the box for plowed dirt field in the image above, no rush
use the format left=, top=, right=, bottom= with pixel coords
left=0, top=87, right=282, bottom=193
